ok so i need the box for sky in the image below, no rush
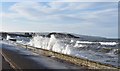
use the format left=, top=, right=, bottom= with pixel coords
left=0, top=1, right=119, bottom=38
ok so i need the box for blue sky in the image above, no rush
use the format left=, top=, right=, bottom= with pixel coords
left=0, top=2, right=118, bottom=38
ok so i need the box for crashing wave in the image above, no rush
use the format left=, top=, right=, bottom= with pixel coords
left=17, top=33, right=119, bottom=67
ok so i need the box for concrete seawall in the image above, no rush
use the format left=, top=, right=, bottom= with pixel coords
left=14, top=42, right=119, bottom=69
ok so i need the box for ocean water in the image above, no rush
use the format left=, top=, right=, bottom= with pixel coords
left=7, top=34, right=119, bottom=67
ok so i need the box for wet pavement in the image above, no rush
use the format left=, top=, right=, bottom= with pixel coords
left=0, top=42, right=83, bottom=69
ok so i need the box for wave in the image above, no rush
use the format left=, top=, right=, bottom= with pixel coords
left=6, top=33, right=119, bottom=67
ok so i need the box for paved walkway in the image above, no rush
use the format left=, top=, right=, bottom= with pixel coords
left=1, top=42, right=83, bottom=70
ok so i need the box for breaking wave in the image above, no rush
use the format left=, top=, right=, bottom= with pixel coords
left=6, top=34, right=119, bottom=67
left=27, top=34, right=119, bottom=67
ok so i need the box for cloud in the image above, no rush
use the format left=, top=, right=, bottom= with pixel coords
left=6, top=2, right=117, bottom=22
left=2, top=2, right=94, bottom=22
left=1, top=0, right=120, bottom=2
left=2, top=2, right=118, bottom=38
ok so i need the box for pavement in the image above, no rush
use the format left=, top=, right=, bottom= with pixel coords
left=1, top=55, right=15, bottom=71
left=0, top=42, right=83, bottom=70
left=0, top=47, right=14, bottom=71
